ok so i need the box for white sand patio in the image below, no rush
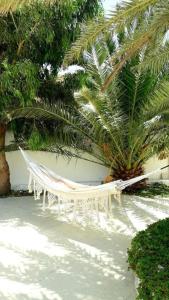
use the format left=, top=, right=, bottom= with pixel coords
left=0, top=194, right=169, bottom=300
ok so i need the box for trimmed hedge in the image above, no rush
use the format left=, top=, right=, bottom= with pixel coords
left=128, top=218, right=169, bottom=300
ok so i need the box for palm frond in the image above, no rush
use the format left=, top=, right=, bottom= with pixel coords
left=64, top=0, right=158, bottom=65
left=102, top=28, right=156, bottom=90
left=7, top=103, right=110, bottom=159
left=143, top=80, right=169, bottom=121
left=138, top=43, right=169, bottom=73
left=102, top=1, right=169, bottom=89
left=35, top=132, right=108, bottom=166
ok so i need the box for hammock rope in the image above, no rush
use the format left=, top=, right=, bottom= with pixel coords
left=20, top=147, right=168, bottom=219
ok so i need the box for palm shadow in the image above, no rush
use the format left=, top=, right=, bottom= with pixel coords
left=0, top=196, right=136, bottom=300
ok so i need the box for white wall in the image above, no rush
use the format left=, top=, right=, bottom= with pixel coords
left=6, top=131, right=14, bottom=146
left=6, top=150, right=109, bottom=190
left=144, top=155, right=169, bottom=181
left=7, top=150, right=169, bottom=190
left=5, top=132, right=169, bottom=190
left=5, top=131, right=108, bottom=189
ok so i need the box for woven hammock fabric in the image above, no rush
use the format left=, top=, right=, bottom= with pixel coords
left=20, top=148, right=163, bottom=218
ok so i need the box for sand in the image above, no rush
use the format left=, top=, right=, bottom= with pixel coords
left=0, top=194, right=168, bottom=300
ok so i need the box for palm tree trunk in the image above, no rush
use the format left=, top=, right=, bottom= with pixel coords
left=112, top=165, right=147, bottom=191
left=0, top=123, right=10, bottom=195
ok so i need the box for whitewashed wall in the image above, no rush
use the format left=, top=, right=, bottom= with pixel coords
left=144, top=156, right=169, bottom=182
left=6, top=150, right=109, bottom=190
left=5, top=132, right=169, bottom=189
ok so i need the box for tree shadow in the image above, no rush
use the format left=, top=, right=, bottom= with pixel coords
left=122, top=194, right=169, bottom=231
left=0, top=196, right=136, bottom=300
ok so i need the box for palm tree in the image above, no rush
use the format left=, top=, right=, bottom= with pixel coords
left=14, top=40, right=169, bottom=189
left=64, top=0, right=169, bottom=90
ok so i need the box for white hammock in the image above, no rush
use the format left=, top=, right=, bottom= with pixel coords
left=20, top=147, right=167, bottom=219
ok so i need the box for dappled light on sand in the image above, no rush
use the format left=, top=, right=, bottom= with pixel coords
left=0, top=278, right=62, bottom=300
left=0, top=195, right=169, bottom=299
left=0, top=222, right=69, bottom=256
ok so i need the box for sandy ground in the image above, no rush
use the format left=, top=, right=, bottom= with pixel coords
left=0, top=195, right=169, bottom=300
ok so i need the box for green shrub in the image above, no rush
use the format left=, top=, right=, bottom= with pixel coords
left=130, top=183, right=169, bottom=198
left=128, top=218, right=169, bottom=300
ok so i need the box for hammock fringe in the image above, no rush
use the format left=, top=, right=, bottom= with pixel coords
left=20, top=147, right=165, bottom=219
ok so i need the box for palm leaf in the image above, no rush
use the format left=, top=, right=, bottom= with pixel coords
left=64, top=0, right=158, bottom=65
left=138, top=43, right=169, bottom=73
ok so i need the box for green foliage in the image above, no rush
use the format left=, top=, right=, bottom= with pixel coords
left=0, top=0, right=102, bottom=195
left=130, top=183, right=169, bottom=197
left=0, top=0, right=101, bottom=124
left=39, top=71, right=86, bottom=104
left=0, top=59, right=39, bottom=113
left=64, top=0, right=169, bottom=90
left=128, top=218, right=169, bottom=299
left=28, top=128, right=44, bottom=150
left=64, top=0, right=157, bottom=65
left=10, top=37, right=169, bottom=182
left=3, top=0, right=102, bottom=72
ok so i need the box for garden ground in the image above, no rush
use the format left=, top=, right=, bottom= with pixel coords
left=0, top=195, right=168, bottom=300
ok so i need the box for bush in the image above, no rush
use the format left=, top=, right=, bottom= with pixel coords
left=128, top=218, right=169, bottom=300
left=130, top=182, right=169, bottom=198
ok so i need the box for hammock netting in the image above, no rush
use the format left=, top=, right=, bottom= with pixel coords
left=20, top=148, right=167, bottom=219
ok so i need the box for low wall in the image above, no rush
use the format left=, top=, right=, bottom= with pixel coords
left=6, top=150, right=169, bottom=190
left=144, top=156, right=169, bottom=181
left=6, top=150, right=109, bottom=190
left=5, top=131, right=169, bottom=190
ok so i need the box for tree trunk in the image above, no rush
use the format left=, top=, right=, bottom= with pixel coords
left=112, top=165, right=147, bottom=192
left=0, top=124, right=10, bottom=195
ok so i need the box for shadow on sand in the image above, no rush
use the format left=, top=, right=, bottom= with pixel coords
left=0, top=194, right=168, bottom=300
